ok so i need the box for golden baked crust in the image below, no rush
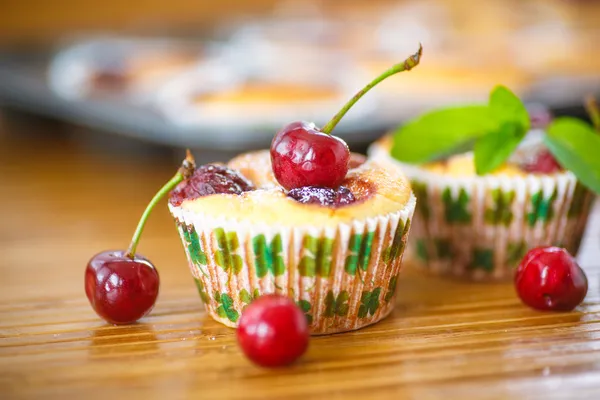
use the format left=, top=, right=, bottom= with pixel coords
left=179, top=150, right=412, bottom=227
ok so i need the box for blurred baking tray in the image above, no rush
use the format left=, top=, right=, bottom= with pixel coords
left=0, top=49, right=392, bottom=151
left=1, top=48, right=599, bottom=152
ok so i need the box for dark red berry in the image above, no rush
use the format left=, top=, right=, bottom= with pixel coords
left=287, top=185, right=356, bottom=207
left=515, top=246, right=588, bottom=311
left=169, top=164, right=255, bottom=206
left=237, top=294, right=309, bottom=367
left=85, top=250, right=159, bottom=324
left=270, top=121, right=350, bottom=190
left=522, top=150, right=562, bottom=174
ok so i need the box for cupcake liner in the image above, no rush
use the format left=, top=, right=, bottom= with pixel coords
left=370, top=144, right=595, bottom=281
left=169, top=194, right=416, bottom=335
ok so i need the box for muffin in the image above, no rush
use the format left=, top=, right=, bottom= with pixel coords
left=168, top=151, right=415, bottom=334
left=48, top=38, right=200, bottom=101
left=368, top=131, right=595, bottom=282
left=89, top=51, right=196, bottom=94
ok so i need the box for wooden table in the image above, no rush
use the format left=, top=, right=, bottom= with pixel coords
left=1, top=122, right=599, bottom=399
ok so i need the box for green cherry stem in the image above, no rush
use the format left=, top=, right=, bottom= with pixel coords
left=125, top=150, right=196, bottom=259
left=585, top=95, right=600, bottom=132
left=320, top=43, right=423, bottom=135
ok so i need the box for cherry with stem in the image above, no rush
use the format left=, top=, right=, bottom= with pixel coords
left=85, top=151, right=196, bottom=325
left=271, top=44, right=423, bottom=190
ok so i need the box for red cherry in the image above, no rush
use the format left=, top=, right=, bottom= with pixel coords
left=237, top=294, right=309, bottom=367
left=85, top=250, right=160, bottom=324
left=269, top=46, right=422, bottom=190
left=270, top=121, right=350, bottom=190
left=84, top=152, right=196, bottom=325
left=522, top=150, right=562, bottom=174
left=515, top=246, right=587, bottom=311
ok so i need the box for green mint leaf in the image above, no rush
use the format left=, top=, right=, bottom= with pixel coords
left=489, top=85, right=530, bottom=131
left=391, top=86, right=530, bottom=166
left=474, top=86, right=529, bottom=175
left=391, top=105, right=495, bottom=163
left=545, top=117, right=600, bottom=194
left=474, top=121, right=526, bottom=175
left=474, top=86, right=530, bottom=175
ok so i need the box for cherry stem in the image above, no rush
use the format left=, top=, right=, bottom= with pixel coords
left=125, top=150, right=196, bottom=259
left=321, top=43, right=423, bottom=135
left=584, top=95, right=600, bottom=132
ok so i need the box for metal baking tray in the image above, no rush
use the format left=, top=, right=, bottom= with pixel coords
left=0, top=44, right=598, bottom=153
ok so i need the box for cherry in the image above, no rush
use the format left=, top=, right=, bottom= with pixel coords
left=522, top=150, right=562, bottom=174
left=287, top=185, right=356, bottom=207
left=85, top=251, right=159, bottom=324
left=270, top=45, right=422, bottom=190
left=85, top=151, right=196, bottom=325
left=515, top=246, right=588, bottom=311
left=237, top=294, right=309, bottom=367
left=271, top=121, right=350, bottom=190
left=169, top=164, right=255, bottom=206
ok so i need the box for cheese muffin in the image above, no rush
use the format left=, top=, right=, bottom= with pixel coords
left=168, top=151, right=415, bottom=334
left=369, top=134, right=594, bottom=281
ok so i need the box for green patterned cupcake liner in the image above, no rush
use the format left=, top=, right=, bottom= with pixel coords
left=369, top=144, right=595, bottom=281
left=168, top=194, right=416, bottom=335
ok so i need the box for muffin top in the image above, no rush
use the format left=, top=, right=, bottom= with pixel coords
left=171, top=150, right=413, bottom=227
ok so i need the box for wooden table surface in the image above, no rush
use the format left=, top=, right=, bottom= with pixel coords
left=1, top=122, right=600, bottom=400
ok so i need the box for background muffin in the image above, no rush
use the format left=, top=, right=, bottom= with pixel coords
left=368, top=87, right=599, bottom=281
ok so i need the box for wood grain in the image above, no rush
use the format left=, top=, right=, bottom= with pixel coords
left=1, top=123, right=600, bottom=400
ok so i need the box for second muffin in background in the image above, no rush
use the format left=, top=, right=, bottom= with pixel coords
left=368, top=88, right=598, bottom=281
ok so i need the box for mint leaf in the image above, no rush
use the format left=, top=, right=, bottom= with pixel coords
left=474, top=122, right=526, bottom=175
left=390, top=86, right=531, bottom=166
left=545, top=117, right=600, bottom=194
left=489, top=85, right=530, bottom=131
left=474, top=86, right=529, bottom=174
left=391, top=106, right=495, bottom=163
